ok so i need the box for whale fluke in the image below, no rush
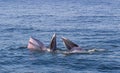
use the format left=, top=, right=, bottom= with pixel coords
left=27, top=36, right=46, bottom=51
left=49, top=33, right=56, bottom=51
left=62, top=37, right=82, bottom=51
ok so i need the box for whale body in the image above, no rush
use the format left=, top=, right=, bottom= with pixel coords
left=27, top=33, right=57, bottom=52
left=61, top=37, right=83, bottom=53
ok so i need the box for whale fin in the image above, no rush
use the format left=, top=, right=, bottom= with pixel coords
left=49, top=33, right=56, bottom=51
left=27, top=36, right=46, bottom=51
left=62, top=37, right=79, bottom=50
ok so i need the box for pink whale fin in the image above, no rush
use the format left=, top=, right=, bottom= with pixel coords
left=27, top=36, right=46, bottom=51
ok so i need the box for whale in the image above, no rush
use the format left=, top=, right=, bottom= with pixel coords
left=27, top=33, right=57, bottom=52
left=61, top=37, right=83, bottom=53
left=27, top=34, right=105, bottom=54
left=61, top=37, right=106, bottom=54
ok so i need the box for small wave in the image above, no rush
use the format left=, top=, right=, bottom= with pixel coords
left=98, top=64, right=120, bottom=72
left=88, top=48, right=106, bottom=52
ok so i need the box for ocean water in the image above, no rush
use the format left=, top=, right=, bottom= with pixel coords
left=0, top=0, right=120, bottom=73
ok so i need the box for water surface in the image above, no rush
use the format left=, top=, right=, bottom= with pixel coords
left=0, top=0, right=120, bottom=73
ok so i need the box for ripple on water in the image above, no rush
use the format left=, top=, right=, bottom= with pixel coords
left=0, top=0, right=120, bottom=73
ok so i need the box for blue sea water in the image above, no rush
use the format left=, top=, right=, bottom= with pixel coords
left=0, top=0, right=120, bottom=73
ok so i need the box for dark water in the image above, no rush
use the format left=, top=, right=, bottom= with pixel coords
left=0, top=0, right=120, bottom=73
